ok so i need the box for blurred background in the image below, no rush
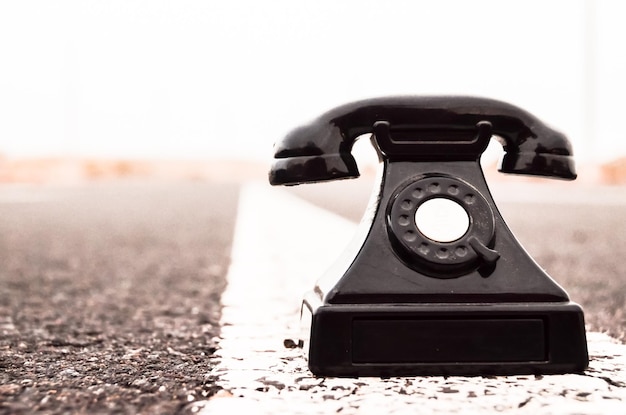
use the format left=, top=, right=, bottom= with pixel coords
left=1, top=0, right=625, bottom=183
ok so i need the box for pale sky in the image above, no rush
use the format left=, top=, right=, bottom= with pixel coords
left=1, top=0, right=624, bottom=162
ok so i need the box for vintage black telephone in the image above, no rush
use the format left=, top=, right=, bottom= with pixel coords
left=269, top=96, right=588, bottom=377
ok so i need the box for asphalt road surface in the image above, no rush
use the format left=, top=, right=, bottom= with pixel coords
left=0, top=181, right=238, bottom=414
left=1, top=177, right=625, bottom=414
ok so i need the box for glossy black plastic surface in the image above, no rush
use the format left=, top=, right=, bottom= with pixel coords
left=302, top=298, right=588, bottom=377
left=269, top=96, right=588, bottom=377
left=269, top=96, right=576, bottom=186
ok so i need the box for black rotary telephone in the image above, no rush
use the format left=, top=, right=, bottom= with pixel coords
left=269, top=96, right=588, bottom=377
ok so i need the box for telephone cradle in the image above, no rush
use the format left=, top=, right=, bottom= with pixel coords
left=269, top=96, right=589, bottom=377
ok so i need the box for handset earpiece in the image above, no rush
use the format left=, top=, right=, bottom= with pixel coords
left=269, top=123, right=360, bottom=186
left=496, top=124, right=576, bottom=179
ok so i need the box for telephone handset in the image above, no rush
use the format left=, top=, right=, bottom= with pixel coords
left=269, top=96, right=576, bottom=186
left=269, top=96, right=588, bottom=377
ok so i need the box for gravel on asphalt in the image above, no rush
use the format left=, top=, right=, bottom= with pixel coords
left=0, top=181, right=238, bottom=414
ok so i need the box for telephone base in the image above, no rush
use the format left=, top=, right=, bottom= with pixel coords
left=301, top=297, right=588, bottom=377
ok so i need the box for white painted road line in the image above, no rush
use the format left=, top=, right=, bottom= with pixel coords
left=191, top=182, right=626, bottom=414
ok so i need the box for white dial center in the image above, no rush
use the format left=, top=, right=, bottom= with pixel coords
left=414, top=197, right=470, bottom=243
